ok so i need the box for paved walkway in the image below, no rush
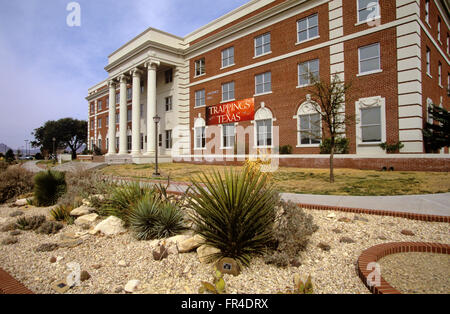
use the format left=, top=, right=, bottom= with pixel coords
left=22, top=160, right=106, bottom=173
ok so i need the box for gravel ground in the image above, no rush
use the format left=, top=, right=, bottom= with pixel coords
left=0, top=204, right=449, bottom=294
left=378, top=252, right=450, bottom=294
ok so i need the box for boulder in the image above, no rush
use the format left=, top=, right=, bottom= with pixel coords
left=70, top=205, right=93, bottom=217
left=124, top=280, right=140, bottom=293
left=401, top=229, right=415, bottom=236
left=15, top=198, right=28, bottom=206
left=74, top=213, right=99, bottom=226
left=93, top=216, right=126, bottom=236
left=166, top=234, right=190, bottom=246
left=80, top=270, right=91, bottom=282
left=197, top=245, right=220, bottom=264
left=178, top=234, right=205, bottom=253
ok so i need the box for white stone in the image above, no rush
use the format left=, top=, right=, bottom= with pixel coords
left=56, top=256, right=64, bottom=263
left=197, top=245, right=221, bottom=264
left=15, top=198, right=28, bottom=206
left=124, top=279, right=140, bottom=293
left=70, top=205, right=93, bottom=217
left=93, top=216, right=126, bottom=236
left=118, top=260, right=128, bottom=267
left=166, top=234, right=190, bottom=246
left=74, top=213, right=99, bottom=226
left=178, top=234, right=205, bottom=253
left=327, top=213, right=336, bottom=219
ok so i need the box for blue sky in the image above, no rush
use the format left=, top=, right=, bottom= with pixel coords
left=0, top=0, right=250, bottom=150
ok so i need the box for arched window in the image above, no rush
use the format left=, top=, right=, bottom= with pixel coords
left=254, top=105, right=274, bottom=147
left=194, top=117, right=206, bottom=149
left=294, top=98, right=322, bottom=146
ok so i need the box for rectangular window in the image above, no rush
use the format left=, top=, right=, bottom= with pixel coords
left=221, top=47, right=235, bottom=68
left=358, top=43, right=380, bottom=74
left=127, top=109, right=132, bottom=122
left=360, top=107, right=381, bottom=142
left=438, top=62, right=442, bottom=86
left=297, top=13, right=319, bottom=43
left=106, top=98, right=109, bottom=107
left=127, top=88, right=132, bottom=100
left=165, top=130, right=172, bottom=149
left=222, top=124, right=235, bottom=148
left=357, top=0, right=380, bottom=23
left=158, top=134, right=162, bottom=147
left=165, top=96, right=173, bottom=111
left=106, top=116, right=109, bottom=126
left=165, top=69, right=173, bottom=83
left=140, top=133, right=144, bottom=150
left=98, top=138, right=102, bottom=150
left=447, top=34, right=449, bottom=54
left=98, top=100, right=102, bottom=111
left=298, top=59, right=319, bottom=86
left=97, top=118, right=102, bottom=128
left=255, top=72, right=272, bottom=95
left=195, top=127, right=206, bottom=149
left=298, top=113, right=321, bottom=145
left=90, top=103, right=94, bottom=114
left=195, top=58, right=205, bottom=77
left=256, top=119, right=272, bottom=147
left=438, top=17, right=441, bottom=42
left=116, top=112, right=119, bottom=124
left=140, top=81, right=144, bottom=94
left=254, top=33, right=271, bottom=56
left=90, top=119, right=94, bottom=130
left=425, top=0, right=430, bottom=24
left=127, top=135, right=132, bottom=151
left=116, top=137, right=119, bottom=150
left=222, top=81, right=235, bottom=102
left=140, top=104, right=144, bottom=118
left=426, top=47, right=431, bottom=75
left=195, top=89, right=205, bottom=107
left=116, top=93, right=120, bottom=104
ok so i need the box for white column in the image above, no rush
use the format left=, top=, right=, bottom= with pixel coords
left=107, top=80, right=116, bottom=155
left=118, top=74, right=128, bottom=155
left=130, top=68, right=142, bottom=156
left=144, top=60, right=160, bottom=155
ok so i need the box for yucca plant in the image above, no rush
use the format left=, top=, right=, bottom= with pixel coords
left=128, top=194, right=186, bottom=240
left=50, top=204, right=73, bottom=224
left=34, top=170, right=67, bottom=206
left=187, top=166, right=279, bottom=266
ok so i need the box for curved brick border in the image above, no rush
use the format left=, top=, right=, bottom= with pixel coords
left=357, top=242, right=450, bottom=294
left=0, top=268, right=33, bottom=294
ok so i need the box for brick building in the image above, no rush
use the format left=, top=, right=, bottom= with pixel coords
left=86, top=0, right=450, bottom=170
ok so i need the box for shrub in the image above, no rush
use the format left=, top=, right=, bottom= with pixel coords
left=128, top=194, right=186, bottom=240
left=50, top=204, right=73, bottom=224
left=263, top=201, right=318, bottom=267
left=37, top=221, right=63, bottom=234
left=187, top=166, right=278, bottom=266
left=319, top=137, right=349, bottom=154
left=0, top=166, right=34, bottom=204
left=5, top=149, right=15, bottom=163
left=0, top=160, right=8, bottom=172
left=34, top=170, right=67, bottom=206
left=34, top=153, right=44, bottom=160
left=279, top=145, right=293, bottom=155
left=16, top=215, right=46, bottom=230
left=379, top=141, right=404, bottom=153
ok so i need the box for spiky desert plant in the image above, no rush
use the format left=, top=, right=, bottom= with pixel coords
left=34, top=170, right=67, bottom=206
left=50, top=204, right=73, bottom=223
left=15, top=215, right=46, bottom=230
left=187, top=166, right=278, bottom=266
left=152, top=201, right=186, bottom=238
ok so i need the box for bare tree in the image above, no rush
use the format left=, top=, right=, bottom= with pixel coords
left=306, top=73, right=355, bottom=183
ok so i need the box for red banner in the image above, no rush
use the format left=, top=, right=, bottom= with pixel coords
left=206, top=98, right=255, bottom=125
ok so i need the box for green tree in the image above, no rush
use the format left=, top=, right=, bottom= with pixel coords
left=31, top=118, right=87, bottom=159
left=423, top=104, right=449, bottom=152
left=5, top=149, right=15, bottom=163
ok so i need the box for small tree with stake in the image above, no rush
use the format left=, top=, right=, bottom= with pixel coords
left=306, top=73, right=354, bottom=183
left=422, top=104, right=449, bottom=153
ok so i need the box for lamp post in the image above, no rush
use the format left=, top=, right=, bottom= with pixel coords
left=52, top=137, right=56, bottom=164
left=153, top=114, right=161, bottom=176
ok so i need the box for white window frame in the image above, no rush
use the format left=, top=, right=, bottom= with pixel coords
left=98, top=100, right=102, bottom=111
left=426, top=98, right=434, bottom=124
left=127, top=108, right=132, bottom=122
left=355, top=96, right=386, bottom=146
left=165, top=96, right=173, bottom=112
left=253, top=106, right=275, bottom=148
left=221, top=81, right=235, bottom=102
left=254, top=33, right=271, bottom=58
left=438, top=62, right=442, bottom=87
left=357, top=0, right=380, bottom=24
left=165, top=130, right=172, bottom=149
left=194, top=58, right=205, bottom=77
left=116, top=113, right=120, bottom=124
left=294, top=100, right=322, bottom=147
left=140, top=104, right=144, bottom=118
left=221, top=123, right=236, bottom=149
left=98, top=138, right=102, bottom=150
left=358, top=43, right=381, bottom=76
left=297, top=13, right=319, bottom=44
left=298, top=59, right=320, bottom=87
left=255, top=72, right=272, bottom=96
left=221, top=47, right=235, bottom=69
left=438, top=17, right=441, bottom=42
left=425, top=0, right=430, bottom=25
left=97, top=117, right=102, bottom=129
left=426, top=47, right=431, bottom=76
left=126, top=88, right=132, bottom=100
left=115, top=93, right=120, bottom=104
left=195, top=89, right=205, bottom=108
left=193, top=117, right=206, bottom=150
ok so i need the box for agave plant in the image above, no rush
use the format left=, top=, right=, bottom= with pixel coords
left=187, top=166, right=279, bottom=266
left=49, top=205, right=73, bottom=224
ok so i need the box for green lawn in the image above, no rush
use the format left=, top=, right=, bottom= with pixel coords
left=100, top=163, right=450, bottom=196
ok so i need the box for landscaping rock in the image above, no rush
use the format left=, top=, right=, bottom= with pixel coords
left=215, top=257, right=240, bottom=276
left=0, top=217, right=7, bottom=224
left=197, top=245, right=221, bottom=264
left=153, top=245, right=169, bottom=261
left=332, top=228, right=342, bottom=234
left=401, top=229, right=415, bottom=236
left=124, top=280, right=140, bottom=293
left=354, top=215, right=369, bottom=222
left=118, top=260, right=128, bottom=267
left=167, top=234, right=190, bottom=246
left=378, top=235, right=388, bottom=240
left=93, top=216, right=126, bottom=236
left=10, top=211, right=24, bottom=217
left=15, top=199, right=28, bottom=206
left=35, top=243, right=59, bottom=252
left=10, top=230, right=21, bottom=236
left=326, top=213, right=336, bottom=219
left=178, top=234, right=204, bottom=253
left=1, top=222, right=17, bottom=232
left=59, top=238, right=83, bottom=248
left=70, top=205, right=93, bottom=217
left=80, top=270, right=91, bottom=282
left=2, top=236, right=18, bottom=245
left=290, top=259, right=301, bottom=267
left=49, top=256, right=57, bottom=263
left=339, top=237, right=355, bottom=244
left=318, top=242, right=331, bottom=251
left=74, top=213, right=99, bottom=226
left=114, top=286, right=123, bottom=293
left=92, top=264, right=102, bottom=269
left=338, top=217, right=352, bottom=223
